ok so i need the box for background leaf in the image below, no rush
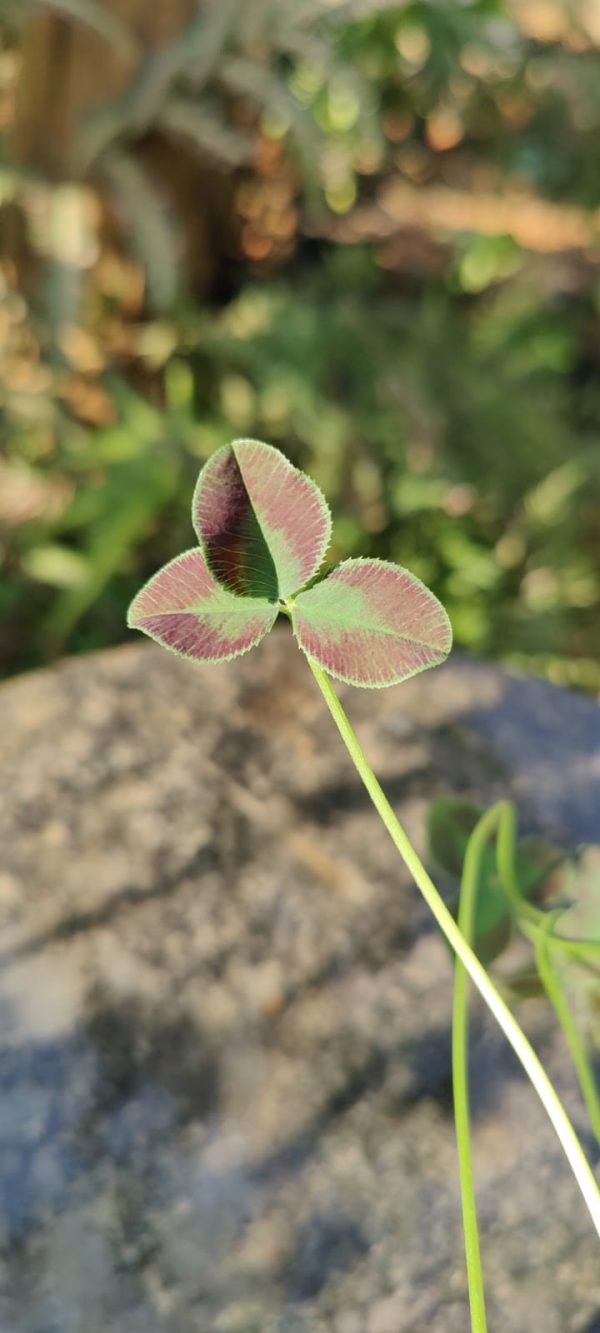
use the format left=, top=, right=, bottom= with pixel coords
left=426, top=797, right=572, bottom=966
left=427, top=799, right=512, bottom=964
left=291, top=557, right=452, bottom=688
left=427, top=798, right=484, bottom=880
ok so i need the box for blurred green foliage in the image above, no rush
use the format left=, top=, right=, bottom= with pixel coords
left=1, top=0, right=600, bottom=685
left=4, top=250, right=600, bottom=683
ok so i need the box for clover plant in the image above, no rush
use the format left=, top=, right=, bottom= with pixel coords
left=127, top=436, right=452, bottom=684
left=128, top=438, right=600, bottom=1331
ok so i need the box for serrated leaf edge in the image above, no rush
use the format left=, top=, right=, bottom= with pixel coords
left=191, top=437, right=333, bottom=597
left=127, top=547, right=278, bottom=665
left=291, top=556, right=453, bottom=689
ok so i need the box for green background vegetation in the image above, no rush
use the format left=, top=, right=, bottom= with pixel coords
left=1, top=0, right=599, bottom=687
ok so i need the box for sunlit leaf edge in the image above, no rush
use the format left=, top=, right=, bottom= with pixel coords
left=291, top=556, right=453, bottom=690
left=127, top=547, right=278, bottom=665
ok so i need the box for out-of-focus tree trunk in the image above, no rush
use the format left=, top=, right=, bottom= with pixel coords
left=14, top=0, right=196, bottom=178
left=11, top=0, right=237, bottom=304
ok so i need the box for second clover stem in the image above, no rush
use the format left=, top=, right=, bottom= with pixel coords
left=452, top=808, right=498, bottom=1333
left=306, top=657, right=600, bottom=1239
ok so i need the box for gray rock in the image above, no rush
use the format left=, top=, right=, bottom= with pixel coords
left=0, top=632, right=598, bottom=1332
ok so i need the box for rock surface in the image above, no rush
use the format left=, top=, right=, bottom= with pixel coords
left=0, top=631, right=598, bottom=1332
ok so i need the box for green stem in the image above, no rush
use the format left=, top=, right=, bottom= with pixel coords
left=496, top=806, right=600, bottom=962
left=496, top=806, right=600, bottom=1144
left=453, top=809, right=499, bottom=1332
left=306, top=658, right=600, bottom=1238
left=534, top=914, right=600, bottom=1145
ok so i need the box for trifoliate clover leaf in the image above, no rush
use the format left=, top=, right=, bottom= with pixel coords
left=128, top=439, right=453, bottom=685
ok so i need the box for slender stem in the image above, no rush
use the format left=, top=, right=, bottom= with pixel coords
left=306, top=658, right=600, bottom=1238
left=496, top=807, right=600, bottom=1143
left=453, top=810, right=499, bottom=1332
left=496, top=807, right=600, bottom=961
left=535, top=914, right=600, bottom=1145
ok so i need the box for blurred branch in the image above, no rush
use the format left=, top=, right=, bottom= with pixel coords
left=30, top=0, right=139, bottom=58
left=98, top=148, right=182, bottom=310
left=158, top=98, right=254, bottom=168
left=326, top=180, right=600, bottom=256
left=81, top=0, right=240, bottom=158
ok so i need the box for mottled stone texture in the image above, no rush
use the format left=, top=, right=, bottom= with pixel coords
left=0, top=631, right=598, bottom=1332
